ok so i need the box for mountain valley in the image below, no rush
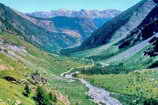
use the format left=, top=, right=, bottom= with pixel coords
left=1, top=0, right=158, bottom=105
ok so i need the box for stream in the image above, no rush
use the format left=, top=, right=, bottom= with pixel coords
left=61, top=70, right=122, bottom=105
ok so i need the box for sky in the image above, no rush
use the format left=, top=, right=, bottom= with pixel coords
left=0, top=0, right=141, bottom=13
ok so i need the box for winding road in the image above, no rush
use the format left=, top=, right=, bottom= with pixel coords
left=61, top=70, right=122, bottom=105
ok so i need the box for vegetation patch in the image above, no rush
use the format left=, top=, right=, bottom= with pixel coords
left=79, top=69, right=158, bottom=105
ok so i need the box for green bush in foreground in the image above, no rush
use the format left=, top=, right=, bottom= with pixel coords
left=35, top=86, right=56, bottom=105
left=23, top=84, right=31, bottom=97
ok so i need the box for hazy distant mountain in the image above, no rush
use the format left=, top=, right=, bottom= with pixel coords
left=27, top=9, right=121, bottom=19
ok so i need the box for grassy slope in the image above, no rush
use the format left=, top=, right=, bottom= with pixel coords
left=0, top=33, right=95, bottom=105
left=70, top=42, right=120, bottom=62
left=108, top=46, right=156, bottom=72
left=0, top=53, right=35, bottom=105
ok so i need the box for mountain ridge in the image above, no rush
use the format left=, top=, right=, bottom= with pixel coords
left=27, top=9, right=121, bottom=19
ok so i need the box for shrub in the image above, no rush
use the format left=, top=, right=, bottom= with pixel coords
left=35, top=86, right=55, bottom=105
left=23, top=84, right=31, bottom=97
left=144, top=98, right=158, bottom=105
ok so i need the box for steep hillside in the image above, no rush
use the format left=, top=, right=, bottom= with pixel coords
left=0, top=3, right=84, bottom=52
left=118, top=5, right=158, bottom=49
left=30, top=16, right=99, bottom=46
left=52, top=16, right=97, bottom=39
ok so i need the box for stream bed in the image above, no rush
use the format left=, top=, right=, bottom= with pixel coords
left=61, top=71, right=122, bottom=105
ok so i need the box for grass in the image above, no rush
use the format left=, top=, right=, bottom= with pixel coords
left=49, top=79, right=96, bottom=105
left=0, top=79, right=35, bottom=105
left=70, top=43, right=119, bottom=59
left=0, top=33, right=95, bottom=105
left=87, top=45, right=120, bottom=61
left=0, top=53, right=35, bottom=105
left=79, top=69, right=158, bottom=104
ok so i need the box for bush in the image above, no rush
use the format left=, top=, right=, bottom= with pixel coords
left=81, top=63, right=128, bottom=75
left=35, top=86, right=55, bottom=105
left=23, top=84, right=31, bottom=97
left=144, top=98, right=158, bottom=105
